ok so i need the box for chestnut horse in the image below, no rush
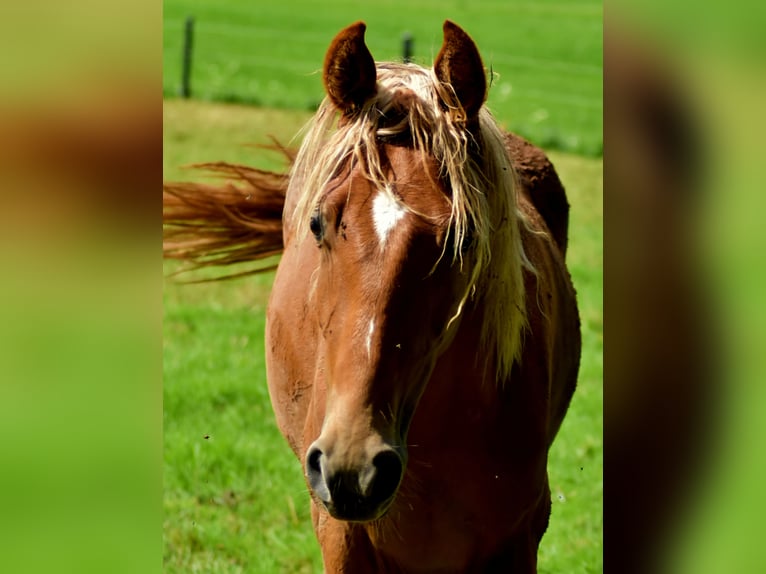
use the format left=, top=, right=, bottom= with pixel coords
left=165, top=21, right=580, bottom=573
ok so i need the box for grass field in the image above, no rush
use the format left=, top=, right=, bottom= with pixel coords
left=163, top=0, right=602, bottom=156
left=163, top=98, right=602, bottom=573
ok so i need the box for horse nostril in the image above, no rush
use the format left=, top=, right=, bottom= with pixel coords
left=306, top=445, right=331, bottom=503
left=368, top=449, right=404, bottom=504
left=307, top=445, right=323, bottom=474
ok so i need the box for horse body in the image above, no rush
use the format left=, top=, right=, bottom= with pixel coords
left=165, top=20, right=580, bottom=574
left=266, top=134, right=578, bottom=572
left=264, top=20, right=579, bottom=567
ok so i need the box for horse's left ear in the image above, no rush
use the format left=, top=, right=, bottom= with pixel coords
left=323, top=21, right=377, bottom=114
left=434, top=21, right=487, bottom=119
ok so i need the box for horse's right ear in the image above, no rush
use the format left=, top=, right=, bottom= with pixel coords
left=323, top=22, right=377, bottom=114
left=434, top=20, right=487, bottom=120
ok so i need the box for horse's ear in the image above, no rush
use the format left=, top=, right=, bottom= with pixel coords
left=434, top=20, right=487, bottom=119
left=323, top=21, right=377, bottom=114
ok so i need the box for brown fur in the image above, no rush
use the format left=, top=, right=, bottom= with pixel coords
left=164, top=21, right=580, bottom=573
left=504, top=132, right=570, bottom=255
left=323, top=22, right=377, bottom=113
left=434, top=21, right=488, bottom=121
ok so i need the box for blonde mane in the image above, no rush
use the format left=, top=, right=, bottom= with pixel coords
left=289, top=62, right=533, bottom=380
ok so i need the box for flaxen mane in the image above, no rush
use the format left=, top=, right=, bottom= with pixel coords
left=290, top=62, right=534, bottom=378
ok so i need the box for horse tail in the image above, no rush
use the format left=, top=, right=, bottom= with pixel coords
left=163, top=161, right=288, bottom=280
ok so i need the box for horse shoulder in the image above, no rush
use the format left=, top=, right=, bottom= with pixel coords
left=516, top=193, right=581, bottom=442
left=504, top=132, right=571, bottom=256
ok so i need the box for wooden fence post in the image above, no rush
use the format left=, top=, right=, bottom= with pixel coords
left=180, top=16, right=195, bottom=98
left=402, top=32, right=413, bottom=63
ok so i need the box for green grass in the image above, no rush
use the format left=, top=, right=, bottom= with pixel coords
left=164, top=289, right=320, bottom=573
left=163, top=0, right=602, bottom=156
left=163, top=99, right=602, bottom=572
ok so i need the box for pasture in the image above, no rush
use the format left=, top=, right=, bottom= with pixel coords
left=164, top=3, right=601, bottom=572
left=163, top=0, right=602, bottom=156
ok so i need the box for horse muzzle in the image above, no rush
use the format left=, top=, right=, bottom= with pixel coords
left=305, top=441, right=405, bottom=522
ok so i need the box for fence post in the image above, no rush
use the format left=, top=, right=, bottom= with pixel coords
left=402, top=32, right=413, bottom=63
left=180, top=16, right=195, bottom=98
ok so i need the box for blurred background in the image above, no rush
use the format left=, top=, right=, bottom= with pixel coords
left=605, top=2, right=766, bottom=573
left=0, top=1, right=161, bottom=574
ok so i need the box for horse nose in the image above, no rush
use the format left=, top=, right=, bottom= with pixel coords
left=305, top=443, right=404, bottom=521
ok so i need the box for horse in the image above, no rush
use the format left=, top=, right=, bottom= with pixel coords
left=164, top=20, right=580, bottom=573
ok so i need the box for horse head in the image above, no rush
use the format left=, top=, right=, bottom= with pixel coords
left=285, top=21, right=526, bottom=523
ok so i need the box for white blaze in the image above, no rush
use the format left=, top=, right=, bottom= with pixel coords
left=372, top=191, right=406, bottom=246
left=366, top=319, right=375, bottom=359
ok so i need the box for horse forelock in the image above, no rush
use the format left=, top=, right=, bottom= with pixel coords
left=289, top=61, right=533, bottom=380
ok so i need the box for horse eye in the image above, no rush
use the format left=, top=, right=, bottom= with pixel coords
left=309, top=213, right=324, bottom=242
left=446, top=227, right=474, bottom=255
left=460, top=229, right=474, bottom=254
